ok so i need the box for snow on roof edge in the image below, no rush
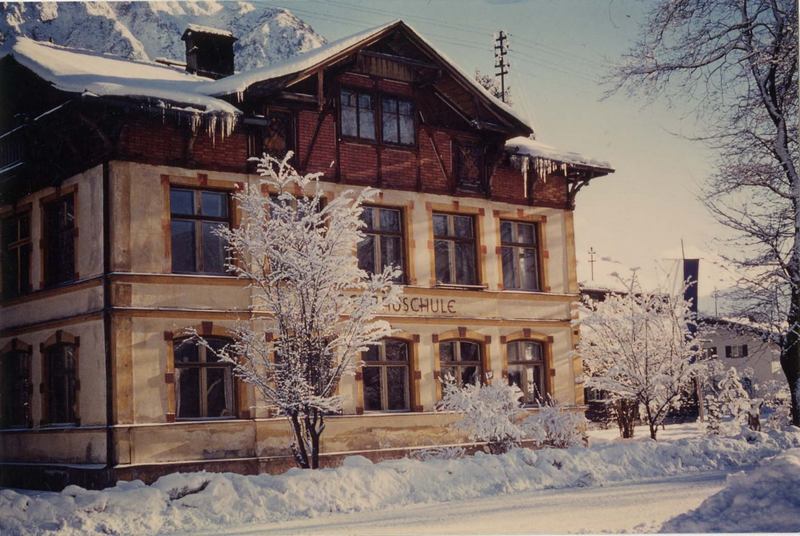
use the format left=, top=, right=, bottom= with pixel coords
left=184, top=24, right=235, bottom=39
left=506, top=136, right=613, bottom=171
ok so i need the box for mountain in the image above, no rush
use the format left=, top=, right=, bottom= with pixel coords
left=0, top=1, right=326, bottom=71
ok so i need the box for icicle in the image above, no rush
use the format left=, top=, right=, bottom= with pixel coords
left=522, top=155, right=529, bottom=198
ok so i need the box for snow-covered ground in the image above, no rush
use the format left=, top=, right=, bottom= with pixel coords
left=2, top=423, right=798, bottom=535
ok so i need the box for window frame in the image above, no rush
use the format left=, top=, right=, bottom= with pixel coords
left=0, top=340, right=32, bottom=429
left=173, top=337, right=237, bottom=421
left=245, top=109, right=297, bottom=169
left=506, top=340, right=547, bottom=405
left=725, top=344, right=748, bottom=358
left=41, top=191, right=77, bottom=288
left=361, top=338, right=411, bottom=412
left=169, top=187, right=233, bottom=275
left=358, top=204, right=407, bottom=284
left=500, top=219, right=542, bottom=291
left=2, top=208, right=32, bottom=300
left=339, top=87, right=377, bottom=142
left=438, top=339, right=484, bottom=387
left=432, top=212, right=480, bottom=287
left=380, top=95, right=416, bottom=147
left=41, top=338, right=79, bottom=426
left=454, top=141, right=485, bottom=192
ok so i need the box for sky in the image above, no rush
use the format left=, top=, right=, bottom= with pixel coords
left=265, top=0, right=739, bottom=313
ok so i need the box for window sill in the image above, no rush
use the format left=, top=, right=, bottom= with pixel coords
left=175, top=416, right=239, bottom=422
left=434, top=283, right=488, bottom=291
left=363, top=409, right=412, bottom=414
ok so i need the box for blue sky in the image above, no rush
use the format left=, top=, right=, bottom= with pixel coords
left=267, top=0, right=735, bottom=312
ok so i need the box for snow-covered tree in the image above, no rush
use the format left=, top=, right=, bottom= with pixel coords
left=523, top=397, right=586, bottom=448
left=438, top=377, right=526, bottom=454
left=474, top=69, right=511, bottom=105
left=191, top=153, right=401, bottom=469
left=608, top=0, right=799, bottom=426
left=577, top=274, right=704, bottom=440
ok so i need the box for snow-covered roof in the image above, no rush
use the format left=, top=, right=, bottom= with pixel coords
left=0, top=37, right=240, bottom=119
left=506, top=136, right=613, bottom=171
left=183, top=24, right=235, bottom=38
left=200, top=20, right=532, bottom=133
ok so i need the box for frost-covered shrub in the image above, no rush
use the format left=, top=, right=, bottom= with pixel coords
left=705, top=368, right=763, bottom=434
left=524, top=397, right=586, bottom=448
left=438, top=379, right=525, bottom=453
left=758, top=379, right=793, bottom=430
left=407, top=446, right=466, bottom=461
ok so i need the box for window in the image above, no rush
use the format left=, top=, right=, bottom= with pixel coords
left=2, top=211, right=32, bottom=299
left=358, top=206, right=404, bottom=282
left=43, top=343, right=78, bottom=424
left=382, top=97, right=414, bottom=145
left=725, top=345, right=748, bottom=358
left=507, top=340, right=546, bottom=405
left=340, top=89, right=375, bottom=140
left=362, top=339, right=410, bottom=411
left=704, top=347, right=718, bottom=359
left=174, top=337, right=235, bottom=419
left=247, top=111, right=295, bottom=163
left=1, top=347, right=31, bottom=428
left=500, top=220, right=540, bottom=291
left=42, top=194, right=75, bottom=286
left=170, top=188, right=230, bottom=274
left=455, top=143, right=484, bottom=191
left=433, top=213, right=478, bottom=285
left=439, top=340, right=482, bottom=387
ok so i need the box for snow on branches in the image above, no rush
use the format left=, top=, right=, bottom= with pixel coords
left=190, top=152, right=401, bottom=468
left=577, top=274, right=703, bottom=439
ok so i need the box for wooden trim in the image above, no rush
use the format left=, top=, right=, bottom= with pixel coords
left=564, top=211, right=578, bottom=293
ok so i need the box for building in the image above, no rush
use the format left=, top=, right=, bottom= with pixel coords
left=0, top=21, right=613, bottom=489
left=699, top=317, right=783, bottom=391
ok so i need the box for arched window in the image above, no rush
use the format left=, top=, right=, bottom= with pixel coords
left=440, top=340, right=482, bottom=387
left=362, top=339, right=410, bottom=411
left=507, top=340, right=546, bottom=404
left=1, top=342, right=32, bottom=428
left=43, top=342, right=78, bottom=424
left=174, top=337, right=236, bottom=419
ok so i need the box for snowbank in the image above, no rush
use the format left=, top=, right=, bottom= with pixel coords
left=662, top=447, right=800, bottom=532
left=2, top=428, right=798, bottom=535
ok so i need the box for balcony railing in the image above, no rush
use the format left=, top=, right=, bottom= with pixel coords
left=0, top=125, right=27, bottom=174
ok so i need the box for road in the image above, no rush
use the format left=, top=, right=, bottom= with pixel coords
left=192, top=469, right=730, bottom=535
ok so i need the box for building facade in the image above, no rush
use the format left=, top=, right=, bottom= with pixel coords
left=0, top=21, right=612, bottom=489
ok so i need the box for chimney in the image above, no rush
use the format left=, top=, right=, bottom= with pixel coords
left=181, top=24, right=237, bottom=79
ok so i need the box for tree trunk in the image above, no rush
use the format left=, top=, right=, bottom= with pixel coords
left=615, top=399, right=637, bottom=439
left=782, top=285, right=800, bottom=426
left=289, top=412, right=310, bottom=469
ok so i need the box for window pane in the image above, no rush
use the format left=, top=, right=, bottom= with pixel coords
left=460, top=342, right=480, bottom=363
left=399, top=115, right=414, bottom=145
left=171, top=220, right=196, bottom=272
left=19, top=244, right=31, bottom=294
left=360, top=108, right=375, bottom=140
left=523, top=342, right=543, bottom=362
left=380, top=236, right=402, bottom=274
left=520, top=248, right=539, bottom=290
left=461, top=365, right=480, bottom=386
left=500, top=221, right=513, bottom=244
left=360, top=207, right=374, bottom=231
left=201, top=192, right=228, bottom=218
left=507, top=342, right=519, bottom=363
left=439, top=341, right=456, bottom=362
left=434, top=240, right=451, bottom=283
left=382, top=109, right=399, bottom=143
left=174, top=342, right=200, bottom=363
left=398, top=100, right=413, bottom=116
left=357, top=234, right=376, bottom=274
left=379, top=209, right=401, bottom=232
left=205, top=338, right=229, bottom=362
left=341, top=90, right=358, bottom=137
left=46, top=346, right=76, bottom=423
left=358, top=93, right=372, bottom=110
left=501, top=246, right=516, bottom=289
left=18, top=213, right=30, bottom=239
left=387, top=366, right=408, bottom=410
left=206, top=367, right=233, bottom=417
left=441, top=366, right=457, bottom=384
left=363, top=345, right=380, bottom=362
left=453, top=216, right=473, bottom=238
left=171, top=189, right=194, bottom=215
left=384, top=339, right=408, bottom=362
left=363, top=366, right=382, bottom=411
left=518, top=223, right=536, bottom=245
left=177, top=367, right=200, bottom=418
left=432, top=214, right=448, bottom=237
left=455, top=241, right=477, bottom=285
left=202, top=222, right=227, bottom=274
left=2, top=248, right=20, bottom=299
left=2, top=351, right=29, bottom=427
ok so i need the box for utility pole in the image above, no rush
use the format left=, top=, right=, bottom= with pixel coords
left=588, top=246, right=597, bottom=281
left=494, top=30, right=509, bottom=102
